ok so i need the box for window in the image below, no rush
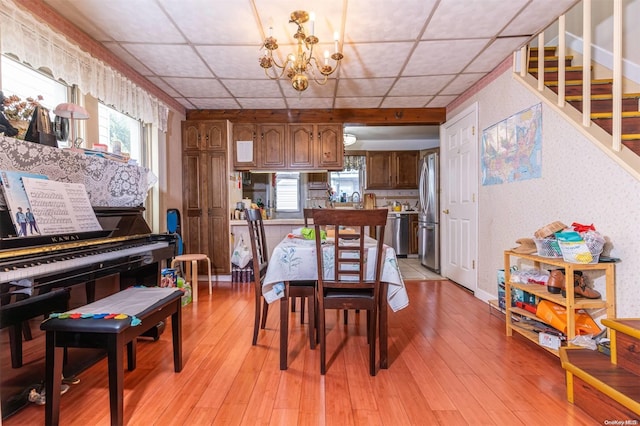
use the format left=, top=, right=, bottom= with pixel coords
left=1, top=55, right=68, bottom=140
left=98, top=103, right=142, bottom=162
left=275, top=172, right=300, bottom=211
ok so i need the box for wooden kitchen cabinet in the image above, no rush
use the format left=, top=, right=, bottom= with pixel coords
left=182, top=120, right=230, bottom=274
left=316, top=124, right=343, bottom=170
left=232, top=123, right=287, bottom=170
left=307, top=172, right=328, bottom=189
left=366, top=150, right=419, bottom=189
left=288, top=123, right=343, bottom=170
left=409, top=214, right=419, bottom=255
left=232, top=123, right=258, bottom=170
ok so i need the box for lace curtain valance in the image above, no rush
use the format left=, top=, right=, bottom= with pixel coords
left=0, top=0, right=169, bottom=132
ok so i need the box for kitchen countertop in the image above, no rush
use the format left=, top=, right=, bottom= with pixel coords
left=230, top=218, right=307, bottom=226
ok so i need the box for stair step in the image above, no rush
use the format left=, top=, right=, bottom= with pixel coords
left=529, top=46, right=557, bottom=56
left=622, top=134, right=640, bottom=141
left=547, top=79, right=614, bottom=96
left=566, top=96, right=640, bottom=113
left=529, top=55, right=574, bottom=68
left=560, top=348, right=640, bottom=421
left=591, top=111, right=640, bottom=119
left=601, top=318, right=640, bottom=338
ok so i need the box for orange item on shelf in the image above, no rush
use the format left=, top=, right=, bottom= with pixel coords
left=535, top=300, right=601, bottom=335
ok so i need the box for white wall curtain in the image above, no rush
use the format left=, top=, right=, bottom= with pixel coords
left=0, top=0, right=169, bottom=132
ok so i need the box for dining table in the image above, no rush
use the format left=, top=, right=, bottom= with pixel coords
left=262, top=232, right=409, bottom=370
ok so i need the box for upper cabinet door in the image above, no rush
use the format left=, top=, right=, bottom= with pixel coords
left=232, top=123, right=258, bottom=170
left=366, top=151, right=394, bottom=189
left=395, top=151, right=419, bottom=188
left=258, top=124, right=287, bottom=169
left=317, top=124, right=343, bottom=170
left=288, top=124, right=315, bottom=169
left=202, top=121, right=226, bottom=150
left=182, top=122, right=200, bottom=150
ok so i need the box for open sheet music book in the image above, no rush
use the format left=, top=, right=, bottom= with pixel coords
left=0, top=170, right=102, bottom=237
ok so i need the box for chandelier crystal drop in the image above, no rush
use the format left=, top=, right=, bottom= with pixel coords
left=259, top=10, right=344, bottom=92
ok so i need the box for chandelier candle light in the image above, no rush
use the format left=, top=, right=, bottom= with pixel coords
left=259, top=10, right=344, bottom=92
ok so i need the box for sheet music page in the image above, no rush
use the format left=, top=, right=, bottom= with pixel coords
left=22, top=177, right=102, bottom=235
left=0, top=170, right=49, bottom=237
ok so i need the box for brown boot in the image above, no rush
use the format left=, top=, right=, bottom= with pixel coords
left=562, top=273, right=601, bottom=299
left=546, top=270, right=564, bottom=294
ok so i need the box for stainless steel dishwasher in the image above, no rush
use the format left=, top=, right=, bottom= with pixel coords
left=384, top=213, right=409, bottom=257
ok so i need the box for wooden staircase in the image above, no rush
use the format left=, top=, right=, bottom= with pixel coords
left=560, top=318, right=640, bottom=422
left=528, top=47, right=640, bottom=155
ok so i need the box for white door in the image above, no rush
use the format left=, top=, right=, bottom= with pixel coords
left=440, top=103, right=478, bottom=291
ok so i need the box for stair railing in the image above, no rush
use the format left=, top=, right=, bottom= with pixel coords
left=514, top=0, right=625, bottom=152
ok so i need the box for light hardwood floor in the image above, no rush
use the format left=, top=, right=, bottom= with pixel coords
left=3, top=279, right=600, bottom=425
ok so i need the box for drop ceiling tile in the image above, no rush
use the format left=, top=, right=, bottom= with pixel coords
left=198, top=46, right=268, bottom=80
left=404, top=39, right=489, bottom=76
left=427, top=95, right=458, bottom=108
left=102, top=42, right=154, bottom=76
left=122, top=44, right=213, bottom=78
left=222, top=80, right=283, bottom=98
left=345, top=0, right=437, bottom=42
left=423, top=0, right=528, bottom=39
left=340, top=42, right=415, bottom=78
left=334, top=97, right=383, bottom=108
left=502, top=0, right=579, bottom=36
left=336, top=78, right=396, bottom=97
left=237, top=98, right=287, bottom=109
left=162, top=78, right=230, bottom=98
left=380, top=96, right=431, bottom=108
left=440, top=73, right=485, bottom=95
left=159, top=1, right=261, bottom=44
left=146, top=77, right=181, bottom=97
left=45, top=0, right=184, bottom=43
left=389, top=75, right=454, bottom=97
left=285, top=97, right=335, bottom=109
left=189, top=98, right=241, bottom=109
left=175, top=98, right=197, bottom=109
left=465, top=37, right=529, bottom=73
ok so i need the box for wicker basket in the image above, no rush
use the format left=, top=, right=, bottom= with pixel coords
left=533, top=238, right=562, bottom=258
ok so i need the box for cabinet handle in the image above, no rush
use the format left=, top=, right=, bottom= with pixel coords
left=309, top=131, right=313, bottom=140
left=253, top=132, right=256, bottom=140
left=317, top=132, right=321, bottom=140
left=261, top=133, right=264, bottom=141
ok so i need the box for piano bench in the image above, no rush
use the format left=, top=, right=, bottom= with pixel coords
left=0, top=288, right=70, bottom=368
left=40, top=287, right=183, bottom=426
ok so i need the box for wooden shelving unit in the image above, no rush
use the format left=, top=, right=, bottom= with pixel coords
left=503, top=250, right=616, bottom=356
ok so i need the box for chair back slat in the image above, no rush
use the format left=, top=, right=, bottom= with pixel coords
left=245, top=208, right=268, bottom=278
left=311, top=209, right=388, bottom=289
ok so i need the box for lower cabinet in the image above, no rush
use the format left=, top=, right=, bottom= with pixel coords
left=409, top=214, right=419, bottom=255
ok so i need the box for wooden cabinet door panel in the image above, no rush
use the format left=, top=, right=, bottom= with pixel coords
left=259, top=124, right=286, bottom=169
left=232, top=123, right=257, bottom=169
left=366, top=151, right=393, bottom=189
left=395, top=151, right=419, bottom=188
left=288, top=124, right=314, bottom=169
left=182, top=152, right=205, bottom=255
left=183, top=122, right=200, bottom=150
left=317, top=124, right=343, bottom=170
left=205, top=152, right=229, bottom=272
left=203, top=121, right=226, bottom=150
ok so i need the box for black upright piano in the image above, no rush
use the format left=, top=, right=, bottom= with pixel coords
left=0, top=206, right=177, bottom=418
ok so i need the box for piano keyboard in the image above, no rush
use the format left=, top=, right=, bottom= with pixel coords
left=0, top=241, right=169, bottom=284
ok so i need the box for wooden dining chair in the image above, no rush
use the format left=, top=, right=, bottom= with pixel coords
left=245, top=209, right=316, bottom=361
left=311, top=208, right=388, bottom=375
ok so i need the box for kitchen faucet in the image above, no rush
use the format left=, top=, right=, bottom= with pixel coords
left=351, top=191, right=361, bottom=204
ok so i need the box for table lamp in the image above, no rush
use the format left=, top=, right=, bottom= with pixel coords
left=53, top=103, right=90, bottom=148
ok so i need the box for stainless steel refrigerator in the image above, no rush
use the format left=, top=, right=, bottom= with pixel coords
left=418, top=153, right=439, bottom=273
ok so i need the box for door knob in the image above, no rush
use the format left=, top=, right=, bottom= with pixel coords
left=443, top=209, right=449, bottom=214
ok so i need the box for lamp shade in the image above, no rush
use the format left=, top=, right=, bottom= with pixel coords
left=53, top=103, right=90, bottom=120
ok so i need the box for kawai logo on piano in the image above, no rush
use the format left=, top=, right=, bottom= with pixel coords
left=50, top=234, right=82, bottom=243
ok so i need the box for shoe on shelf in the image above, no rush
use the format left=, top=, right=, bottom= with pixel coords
left=561, top=273, right=601, bottom=299
left=546, top=270, right=564, bottom=294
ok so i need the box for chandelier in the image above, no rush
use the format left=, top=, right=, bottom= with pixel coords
left=259, top=10, right=344, bottom=92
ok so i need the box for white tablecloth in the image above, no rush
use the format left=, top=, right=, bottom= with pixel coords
left=262, top=236, right=409, bottom=312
